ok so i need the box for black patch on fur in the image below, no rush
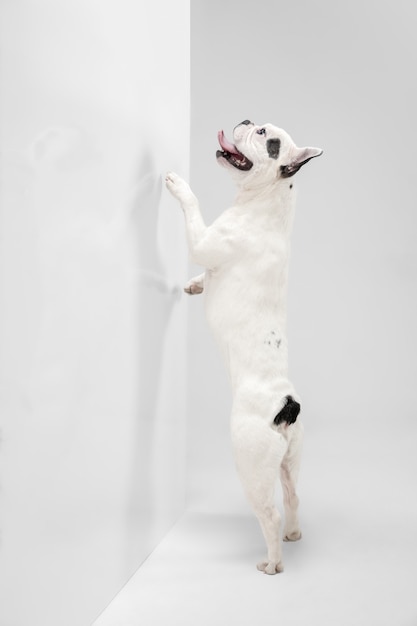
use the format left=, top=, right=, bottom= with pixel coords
left=273, top=395, right=300, bottom=426
left=240, top=119, right=252, bottom=125
left=267, top=138, right=281, bottom=160
left=289, top=184, right=293, bottom=189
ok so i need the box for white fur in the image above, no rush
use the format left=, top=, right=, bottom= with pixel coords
left=166, top=121, right=322, bottom=574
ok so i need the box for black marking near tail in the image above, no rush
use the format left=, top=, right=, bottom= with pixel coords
left=273, top=395, right=300, bottom=426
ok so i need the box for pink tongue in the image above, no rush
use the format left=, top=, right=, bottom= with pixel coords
left=218, top=130, right=239, bottom=155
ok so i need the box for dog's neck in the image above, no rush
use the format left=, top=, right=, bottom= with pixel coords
left=235, top=174, right=294, bottom=201
left=234, top=178, right=296, bottom=230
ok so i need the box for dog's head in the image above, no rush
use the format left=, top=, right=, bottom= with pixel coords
left=216, top=120, right=322, bottom=188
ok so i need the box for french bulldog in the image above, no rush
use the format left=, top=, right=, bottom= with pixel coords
left=165, top=120, right=322, bottom=574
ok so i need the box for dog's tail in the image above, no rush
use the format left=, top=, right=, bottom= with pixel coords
left=273, top=395, right=300, bottom=426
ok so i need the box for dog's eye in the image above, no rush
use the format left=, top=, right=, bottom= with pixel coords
left=256, top=128, right=266, bottom=136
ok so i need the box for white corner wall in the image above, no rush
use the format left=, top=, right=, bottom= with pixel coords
left=0, top=2, right=189, bottom=625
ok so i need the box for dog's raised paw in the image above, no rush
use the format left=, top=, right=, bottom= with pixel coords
left=165, top=171, right=179, bottom=194
left=165, top=171, right=178, bottom=185
left=184, top=285, right=204, bottom=295
left=257, top=560, right=284, bottom=575
left=165, top=171, right=193, bottom=202
left=184, top=279, right=204, bottom=295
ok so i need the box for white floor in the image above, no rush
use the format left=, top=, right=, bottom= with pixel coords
left=93, top=505, right=417, bottom=626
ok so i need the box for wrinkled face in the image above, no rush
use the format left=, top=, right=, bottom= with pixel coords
left=216, top=120, right=322, bottom=187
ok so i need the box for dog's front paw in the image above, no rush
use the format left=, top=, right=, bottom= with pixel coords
left=165, top=171, right=193, bottom=204
left=257, top=560, right=284, bottom=575
left=184, top=275, right=204, bottom=295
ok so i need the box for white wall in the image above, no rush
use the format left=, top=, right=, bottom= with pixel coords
left=189, top=0, right=417, bottom=514
left=0, top=2, right=189, bottom=625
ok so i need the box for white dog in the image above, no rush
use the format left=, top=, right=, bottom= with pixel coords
left=166, top=120, right=322, bottom=574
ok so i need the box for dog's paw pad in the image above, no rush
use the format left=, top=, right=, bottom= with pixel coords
left=257, top=560, right=284, bottom=575
left=283, top=530, right=302, bottom=542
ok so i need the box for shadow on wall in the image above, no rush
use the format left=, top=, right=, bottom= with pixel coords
left=0, top=124, right=183, bottom=623
left=124, top=149, right=182, bottom=571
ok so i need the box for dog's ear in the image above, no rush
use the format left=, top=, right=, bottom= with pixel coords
left=280, top=146, right=323, bottom=178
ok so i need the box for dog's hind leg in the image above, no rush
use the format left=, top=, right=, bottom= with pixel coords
left=280, top=421, right=304, bottom=542
left=184, top=272, right=205, bottom=295
left=232, top=417, right=288, bottom=574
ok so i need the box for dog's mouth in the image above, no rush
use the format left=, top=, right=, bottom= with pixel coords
left=216, top=130, right=253, bottom=171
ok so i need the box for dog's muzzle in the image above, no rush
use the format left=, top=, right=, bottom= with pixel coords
left=216, top=129, right=253, bottom=171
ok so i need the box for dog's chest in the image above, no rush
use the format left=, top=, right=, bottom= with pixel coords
left=204, top=209, right=292, bottom=332
left=224, top=207, right=291, bottom=277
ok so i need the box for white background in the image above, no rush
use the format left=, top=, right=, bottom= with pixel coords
left=0, top=2, right=189, bottom=625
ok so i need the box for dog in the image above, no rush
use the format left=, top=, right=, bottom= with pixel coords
left=166, top=120, right=322, bottom=574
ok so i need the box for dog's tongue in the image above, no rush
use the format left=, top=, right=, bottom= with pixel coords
left=218, top=130, right=240, bottom=155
